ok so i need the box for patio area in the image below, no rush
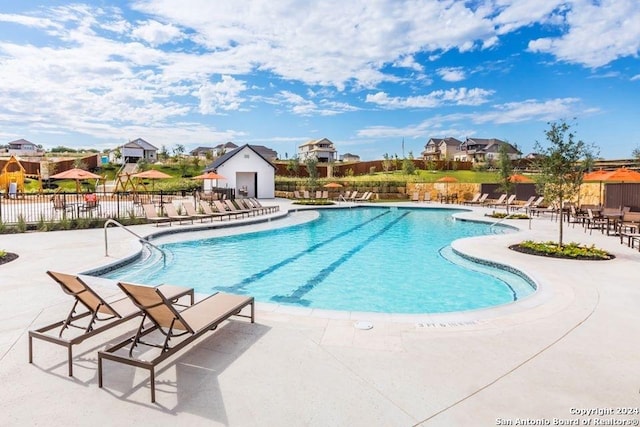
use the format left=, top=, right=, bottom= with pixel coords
left=1, top=199, right=638, bottom=426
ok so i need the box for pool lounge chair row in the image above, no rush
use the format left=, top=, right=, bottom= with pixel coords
left=143, top=198, right=279, bottom=226
left=29, top=271, right=254, bottom=402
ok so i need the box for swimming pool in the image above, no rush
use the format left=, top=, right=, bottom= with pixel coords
left=101, top=207, right=535, bottom=314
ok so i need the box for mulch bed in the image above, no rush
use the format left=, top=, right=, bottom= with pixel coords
left=0, top=253, right=19, bottom=266
left=509, top=244, right=614, bottom=261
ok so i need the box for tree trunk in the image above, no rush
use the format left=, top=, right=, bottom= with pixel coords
left=558, top=193, right=564, bottom=247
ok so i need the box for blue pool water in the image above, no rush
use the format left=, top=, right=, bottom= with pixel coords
left=101, top=207, right=535, bottom=314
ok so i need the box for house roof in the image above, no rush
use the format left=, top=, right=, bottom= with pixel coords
left=299, top=137, right=335, bottom=148
left=190, top=146, right=214, bottom=155
left=214, top=142, right=238, bottom=150
left=425, top=137, right=463, bottom=148
left=8, top=138, right=35, bottom=147
left=459, top=138, right=521, bottom=155
left=129, top=138, right=158, bottom=151
left=205, top=144, right=276, bottom=171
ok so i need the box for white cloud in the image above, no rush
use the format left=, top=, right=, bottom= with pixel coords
left=437, top=67, right=466, bottom=82
left=131, top=19, right=183, bottom=46
left=357, top=97, right=589, bottom=138
left=366, top=88, right=494, bottom=109
left=528, top=0, right=640, bottom=68
left=196, top=75, right=247, bottom=114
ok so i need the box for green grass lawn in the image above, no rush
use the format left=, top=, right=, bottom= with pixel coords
left=277, top=169, right=503, bottom=184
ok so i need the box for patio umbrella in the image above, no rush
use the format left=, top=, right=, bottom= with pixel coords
left=323, top=182, right=343, bottom=188
left=508, top=174, right=533, bottom=183
left=50, top=168, right=102, bottom=193
left=192, top=171, right=226, bottom=190
left=131, top=169, right=172, bottom=191
left=436, top=176, right=458, bottom=198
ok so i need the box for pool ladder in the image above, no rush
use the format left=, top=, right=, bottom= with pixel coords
left=103, top=219, right=167, bottom=263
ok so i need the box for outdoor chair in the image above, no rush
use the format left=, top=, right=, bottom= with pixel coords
left=142, top=203, right=171, bottom=226
left=463, top=193, right=480, bottom=205
left=213, top=200, right=244, bottom=219
left=182, top=201, right=213, bottom=222
left=163, top=203, right=194, bottom=225
left=584, top=209, right=608, bottom=234
left=355, top=192, right=373, bottom=202
left=199, top=201, right=231, bottom=221
left=224, top=199, right=252, bottom=217
left=248, top=198, right=279, bottom=213
left=51, top=195, right=74, bottom=219
left=484, top=194, right=506, bottom=207
left=411, top=191, right=420, bottom=202
left=466, top=193, right=488, bottom=205
left=29, top=271, right=193, bottom=377
left=98, top=282, right=254, bottom=402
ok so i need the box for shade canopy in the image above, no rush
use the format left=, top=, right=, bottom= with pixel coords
left=583, top=170, right=611, bottom=182
left=508, top=174, right=533, bottom=183
left=323, top=182, right=343, bottom=188
left=436, top=176, right=458, bottom=183
left=50, top=168, right=102, bottom=180
left=50, top=168, right=102, bottom=193
left=131, top=170, right=172, bottom=180
left=192, top=171, right=226, bottom=180
left=599, top=168, right=640, bottom=182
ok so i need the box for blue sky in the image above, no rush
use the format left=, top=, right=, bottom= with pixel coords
left=0, top=0, right=638, bottom=160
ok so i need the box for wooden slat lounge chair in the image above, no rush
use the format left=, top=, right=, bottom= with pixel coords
left=29, top=271, right=193, bottom=377
left=492, top=194, right=517, bottom=209
left=199, top=201, right=231, bottom=221
left=142, top=203, right=171, bottom=226
left=182, top=201, right=213, bottom=222
left=355, top=191, right=373, bottom=202
left=163, top=203, right=194, bottom=225
left=237, top=198, right=265, bottom=215
left=248, top=198, right=279, bottom=213
left=485, top=194, right=507, bottom=207
left=465, top=193, right=488, bottom=205
left=463, top=193, right=481, bottom=205
left=213, top=200, right=244, bottom=219
left=98, top=282, right=254, bottom=402
left=224, top=199, right=252, bottom=217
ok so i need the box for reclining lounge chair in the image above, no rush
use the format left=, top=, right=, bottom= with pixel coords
left=29, top=271, right=193, bottom=377
left=98, top=282, right=254, bottom=402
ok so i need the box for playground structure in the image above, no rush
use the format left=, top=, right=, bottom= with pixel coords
left=0, top=155, right=27, bottom=197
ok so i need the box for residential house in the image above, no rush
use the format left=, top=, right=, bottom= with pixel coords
left=454, top=138, right=521, bottom=163
left=421, top=137, right=463, bottom=161
left=204, top=144, right=276, bottom=198
left=298, top=138, right=337, bottom=163
left=340, top=153, right=360, bottom=162
left=248, top=145, right=278, bottom=162
left=212, top=142, right=238, bottom=157
left=190, top=146, right=214, bottom=159
left=109, top=138, right=158, bottom=164
left=6, top=139, right=43, bottom=157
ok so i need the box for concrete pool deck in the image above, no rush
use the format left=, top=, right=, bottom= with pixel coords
left=1, top=199, right=638, bottom=426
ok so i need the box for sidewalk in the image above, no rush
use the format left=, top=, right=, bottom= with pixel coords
left=0, top=201, right=638, bottom=426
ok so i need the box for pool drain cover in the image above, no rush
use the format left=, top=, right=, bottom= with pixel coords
left=354, top=321, right=373, bottom=330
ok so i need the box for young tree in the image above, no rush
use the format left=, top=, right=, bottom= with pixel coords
left=496, top=144, right=514, bottom=213
left=402, top=151, right=416, bottom=175
left=305, top=156, right=319, bottom=190
left=533, top=120, right=598, bottom=246
left=632, top=146, right=640, bottom=161
left=287, top=156, right=300, bottom=177
left=382, top=153, right=392, bottom=173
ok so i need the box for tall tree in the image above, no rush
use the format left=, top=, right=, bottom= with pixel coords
left=533, top=120, right=598, bottom=246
